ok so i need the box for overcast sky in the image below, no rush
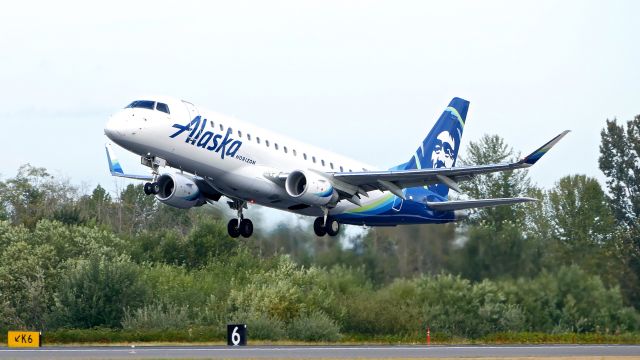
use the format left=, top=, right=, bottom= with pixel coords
left=1, top=0, right=638, bottom=201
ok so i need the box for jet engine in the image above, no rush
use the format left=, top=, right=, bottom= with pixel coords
left=285, top=170, right=338, bottom=206
left=155, top=173, right=206, bottom=209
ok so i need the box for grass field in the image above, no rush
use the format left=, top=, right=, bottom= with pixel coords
left=2, top=328, right=640, bottom=346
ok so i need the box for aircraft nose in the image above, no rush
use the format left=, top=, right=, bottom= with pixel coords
left=104, top=114, right=125, bottom=140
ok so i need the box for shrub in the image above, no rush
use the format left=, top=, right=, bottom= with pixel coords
left=287, top=311, right=341, bottom=342
left=230, top=310, right=286, bottom=340
left=122, top=302, right=190, bottom=330
left=51, top=256, right=149, bottom=328
left=227, top=256, right=335, bottom=322
left=417, top=274, right=525, bottom=338
left=501, top=266, right=640, bottom=333
left=342, top=279, right=421, bottom=335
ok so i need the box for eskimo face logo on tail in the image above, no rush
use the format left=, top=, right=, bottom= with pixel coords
left=431, top=131, right=456, bottom=168
left=413, top=108, right=463, bottom=170
left=169, top=116, right=242, bottom=159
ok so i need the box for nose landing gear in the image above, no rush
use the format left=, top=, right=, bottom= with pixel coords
left=143, top=182, right=160, bottom=195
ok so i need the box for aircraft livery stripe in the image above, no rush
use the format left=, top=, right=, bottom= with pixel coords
left=446, top=106, right=465, bottom=128
left=345, top=194, right=394, bottom=214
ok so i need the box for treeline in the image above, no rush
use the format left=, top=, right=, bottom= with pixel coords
left=0, top=116, right=639, bottom=341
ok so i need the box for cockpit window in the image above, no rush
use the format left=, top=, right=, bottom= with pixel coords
left=156, top=102, right=170, bottom=114
left=126, top=100, right=155, bottom=110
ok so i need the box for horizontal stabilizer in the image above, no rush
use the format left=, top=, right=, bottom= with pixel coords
left=427, top=197, right=537, bottom=211
left=105, top=143, right=154, bottom=181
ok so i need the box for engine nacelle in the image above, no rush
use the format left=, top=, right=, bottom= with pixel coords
left=155, top=173, right=206, bottom=209
left=285, top=170, right=338, bottom=206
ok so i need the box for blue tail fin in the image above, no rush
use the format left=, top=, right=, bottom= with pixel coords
left=398, top=97, right=470, bottom=198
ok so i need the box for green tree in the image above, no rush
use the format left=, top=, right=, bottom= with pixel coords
left=599, top=116, right=640, bottom=307
left=78, top=185, right=113, bottom=226
left=599, top=116, right=640, bottom=229
left=459, top=134, right=533, bottom=227
left=0, top=240, right=57, bottom=329
left=546, top=175, right=617, bottom=278
left=0, top=179, right=8, bottom=221
left=455, top=134, right=541, bottom=279
left=185, top=219, right=237, bottom=268
left=0, top=165, right=78, bottom=227
left=117, top=184, right=156, bottom=235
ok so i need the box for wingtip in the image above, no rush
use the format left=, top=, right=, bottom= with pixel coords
left=105, top=143, right=124, bottom=175
left=521, top=130, right=570, bottom=166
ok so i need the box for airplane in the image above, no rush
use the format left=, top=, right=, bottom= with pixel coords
left=104, top=96, right=568, bottom=238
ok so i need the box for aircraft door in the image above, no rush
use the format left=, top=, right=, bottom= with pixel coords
left=182, top=100, right=200, bottom=121
left=392, top=191, right=404, bottom=211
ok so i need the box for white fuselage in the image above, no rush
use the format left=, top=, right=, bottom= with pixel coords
left=105, top=97, right=389, bottom=217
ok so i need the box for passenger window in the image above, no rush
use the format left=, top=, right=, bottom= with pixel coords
left=256, top=137, right=261, bottom=144
left=229, top=127, right=233, bottom=133
left=312, top=156, right=316, bottom=163
left=238, top=130, right=242, bottom=138
left=330, top=162, right=334, bottom=169
left=156, top=102, right=170, bottom=114
left=275, top=143, right=279, bottom=150
left=284, top=146, right=288, bottom=154
left=210, top=121, right=215, bottom=128
left=247, top=134, right=251, bottom=141
left=321, top=160, right=325, bottom=167
left=220, top=124, right=224, bottom=131
left=303, top=153, right=307, bottom=160
left=266, top=140, right=270, bottom=147
left=340, top=166, right=344, bottom=172
left=349, top=169, right=353, bottom=172
left=293, top=149, right=297, bottom=156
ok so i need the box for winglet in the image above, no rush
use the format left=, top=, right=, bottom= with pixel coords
left=106, top=143, right=124, bottom=176
left=520, top=130, right=570, bottom=166
left=105, top=143, right=154, bottom=181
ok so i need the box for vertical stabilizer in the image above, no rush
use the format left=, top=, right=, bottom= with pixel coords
left=399, top=97, right=470, bottom=198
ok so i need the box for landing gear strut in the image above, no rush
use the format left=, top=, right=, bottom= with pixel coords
left=142, top=155, right=163, bottom=196
left=314, top=217, right=340, bottom=237
left=227, top=200, right=253, bottom=238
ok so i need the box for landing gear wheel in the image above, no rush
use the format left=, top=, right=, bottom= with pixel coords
left=143, top=182, right=153, bottom=195
left=313, top=217, right=327, bottom=237
left=326, top=219, right=340, bottom=237
left=152, top=182, right=160, bottom=194
left=227, top=219, right=240, bottom=238
left=239, top=219, right=253, bottom=238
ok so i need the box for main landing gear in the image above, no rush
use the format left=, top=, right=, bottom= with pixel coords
left=143, top=182, right=159, bottom=195
left=227, top=218, right=253, bottom=238
left=313, top=217, right=340, bottom=237
left=227, top=200, right=253, bottom=238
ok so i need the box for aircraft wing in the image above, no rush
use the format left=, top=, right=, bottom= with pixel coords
left=426, top=197, right=537, bottom=211
left=328, top=130, right=569, bottom=199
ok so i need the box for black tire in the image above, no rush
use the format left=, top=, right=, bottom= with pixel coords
left=143, top=182, right=152, bottom=195
left=326, top=219, right=340, bottom=237
left=239, top=219, right=253, bottom=238
left=152, top=182, right=160, bottom=195
left=227, top=219, right=240, bottom=238
left=313, top=217, right=326, bottom=237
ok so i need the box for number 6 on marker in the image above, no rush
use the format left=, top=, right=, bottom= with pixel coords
left=227, top=324, right=247, bottom=346
left=231, top=327, right=240, bottom=345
